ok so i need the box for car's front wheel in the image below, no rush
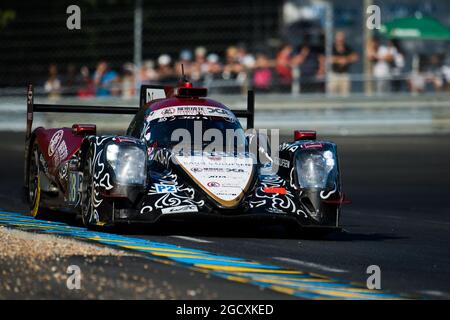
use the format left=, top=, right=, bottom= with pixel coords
left=80, top=148, right=96, bottom=227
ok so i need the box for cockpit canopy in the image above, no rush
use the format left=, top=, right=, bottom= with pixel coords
left=127, top=101, right=247, bottom=153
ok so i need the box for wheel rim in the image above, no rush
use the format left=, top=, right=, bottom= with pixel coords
left=29, top=148, right=41, bottom=217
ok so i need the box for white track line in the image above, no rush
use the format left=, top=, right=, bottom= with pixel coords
left=418, top=290, right=448, bottom=298
left=170, top=235, right=213, bottom=243
left=273, top=257, right=348, bottom=273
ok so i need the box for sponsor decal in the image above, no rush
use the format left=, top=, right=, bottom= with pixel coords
left=207, top=181, right=221, bottom=188
left=48, top=130, right=64, bottom=156
left=161, top=205, right=198, bottom=214
left=59, top=162, right=68, bottom=180
left=174, top=154, right=254, bottom=206
left=53, top=140, right=68, bottom=167
left=280, top=143, right=298, bottom=153
left=192, top=167, right=244, bottom=173
left=154, top=183, right=177, bottom=194
left=216, top=192, right=238, bottom=196
left=147, top=106, right=236, bottom=122
left=301, top=142, right=324, bottom=149
left=68, top=172, right=80, bottom=205
left=57, top=140, right=68, bottom=158
left=47, top=130, right=70, bottom=167
left=263, top=187, right=287, bottom=195
left=274, top=157, right=290, bottom=169
left=161, top=107, right=176, bottom=116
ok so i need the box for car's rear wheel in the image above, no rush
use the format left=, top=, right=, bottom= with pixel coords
left=28, top=142, right=48, bottom=219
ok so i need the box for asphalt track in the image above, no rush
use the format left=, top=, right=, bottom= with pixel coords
left=0, top=132, right=449, bottom=299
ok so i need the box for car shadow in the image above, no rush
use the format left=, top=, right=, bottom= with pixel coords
left=113, top=220, right=407, bottom=242
left=26, top=211, right=407, bottom=242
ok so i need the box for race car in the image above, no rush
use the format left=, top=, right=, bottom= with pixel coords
left=24, top=79, right=349, bottom=231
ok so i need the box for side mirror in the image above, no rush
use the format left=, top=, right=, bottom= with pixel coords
left=294, top=130, right=316, bottom=141
left=72, top=124, right=96, bottom=136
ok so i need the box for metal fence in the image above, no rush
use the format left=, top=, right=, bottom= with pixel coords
left=1, top=0, right=450, bottom=98
left=0, top=0, right=280, bottom=89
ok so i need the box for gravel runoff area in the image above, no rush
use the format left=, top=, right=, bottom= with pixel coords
left=0, top=226, right=224, bottom=299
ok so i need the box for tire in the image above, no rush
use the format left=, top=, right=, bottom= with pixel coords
left=28, top=142, right=49, bottom=219
left=80, top=147, right=96, bottom=227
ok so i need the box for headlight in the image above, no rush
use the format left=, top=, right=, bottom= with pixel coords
left=296, top=150, right=336, bottom=189
left=106, top=144, right=146, bottom=185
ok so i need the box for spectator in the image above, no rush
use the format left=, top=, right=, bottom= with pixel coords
left=409, top=54, right=426, bottom=94
left=409, top=69, right=426, bottom=94
left=44, top=64, right=61, bottom=100
left=205, top=53, right=223, bottom=81
left=140, top=60, right=158, bottom=84
left=441, top=57, right=450, bottom=91
left=175, top=49, right=194, bottom=79
left=275, top=44, right=293, bottom=89
left=156, top=54, right=176, bottom=84
left=223, top=46, right=244, bottom=80
left=62, top=63, right=79, bottom=96
left=389, top=39, right=405, bottom=92
left=291, top=35, right=324, bottom=93
left=192, top=46, right=208, bottom=82
left=330, top=31, right=358, bottom=96
left=253, top=53, right=273, bottom=92
left=428, top=54, right=444, bottom=92
left=93, top=60, right=120, bottom=96
left=76, top=66, right=95, bottom=98
left=121, top=62, right=136, bottom=100
left=368, top=38, right=396, bottom=95
left=236, top=43, right=255, bottom=69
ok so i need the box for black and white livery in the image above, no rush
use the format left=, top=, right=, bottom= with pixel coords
left=25, top=80, right=348, bottom=232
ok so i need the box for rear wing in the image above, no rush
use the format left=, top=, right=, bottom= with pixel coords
left=26, top=84, right=138, bottom=140
left=26, top=84, right=255, bottom=140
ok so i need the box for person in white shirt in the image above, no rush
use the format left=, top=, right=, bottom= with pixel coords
left=368, top=38, right=397, bottom=94
left=44, top=64, right=61, bottom=100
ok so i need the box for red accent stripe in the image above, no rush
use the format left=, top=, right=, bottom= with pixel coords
left=263, top=187, right=287, bottom=195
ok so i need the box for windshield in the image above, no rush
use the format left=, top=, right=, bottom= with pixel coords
left=142, top=114, right=247, bottom=153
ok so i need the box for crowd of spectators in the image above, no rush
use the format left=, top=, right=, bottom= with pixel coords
left=43, top=32, right=450, bottom=99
